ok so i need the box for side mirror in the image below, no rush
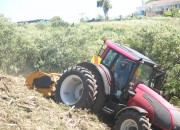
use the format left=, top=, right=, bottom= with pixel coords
left=154, top=71, right=166, bottom=89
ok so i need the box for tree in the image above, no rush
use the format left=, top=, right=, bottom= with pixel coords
left=50, top=16, right=69, bottom=27
left=97, top=0, right=112, bottom=20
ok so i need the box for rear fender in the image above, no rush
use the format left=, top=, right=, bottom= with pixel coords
left=115, top=106, right=148, bottom=119
left=78, top=62, right=112, bottom=95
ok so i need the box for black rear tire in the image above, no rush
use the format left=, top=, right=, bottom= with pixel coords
left=55, top=66, right=97, bottom=109
left=91, top=71, right=107, bottom=114
left=114, top=110, right=151, bottom=130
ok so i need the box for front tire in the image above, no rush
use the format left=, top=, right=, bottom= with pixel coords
left=55, top=66, right=97, bottom=109
left=114, top=110, right=151, bottom=130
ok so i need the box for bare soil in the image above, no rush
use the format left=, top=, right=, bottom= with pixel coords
left=175, top=106, right=180, bottom=112
left=0, top=74, right=110, bottom=130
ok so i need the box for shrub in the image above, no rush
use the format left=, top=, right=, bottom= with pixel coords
left=164, top=8, right=180, bottom=17
left=0, top=15, right=179, bottom=99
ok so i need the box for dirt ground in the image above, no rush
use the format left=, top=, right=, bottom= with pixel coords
left=0, top=74, right=110, bottom=130
left=175, top=106, right=180, bottom=111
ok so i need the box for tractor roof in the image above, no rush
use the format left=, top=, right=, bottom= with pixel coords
left=105, top=41, right=156, bottom=65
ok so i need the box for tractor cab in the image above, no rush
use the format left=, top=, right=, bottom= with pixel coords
left=99, top=40, right=165, bottom=98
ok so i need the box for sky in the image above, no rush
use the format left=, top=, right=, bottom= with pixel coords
left=0, top=0, right=143, bottom=23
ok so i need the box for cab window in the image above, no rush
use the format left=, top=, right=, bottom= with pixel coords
left=112, top=55, right=134, bottom=91
left=101, top=49, right=117, bottom=67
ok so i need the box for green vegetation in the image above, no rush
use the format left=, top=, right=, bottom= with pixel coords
left=97, top=0, right=112, bottom=20
left=0, top=15, right=179, bottom=104
left=164, top=8, right=180, bottom=17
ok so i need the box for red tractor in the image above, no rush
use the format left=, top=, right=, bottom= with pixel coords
left=26, top=39, right=180, bottom=130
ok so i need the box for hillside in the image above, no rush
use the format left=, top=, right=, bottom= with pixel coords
left=0, top=74, right=110, bottom=130
left=0, top=16, right=180, bottom=129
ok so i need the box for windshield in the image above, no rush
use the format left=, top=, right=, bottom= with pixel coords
left=101, top=49, right=135, bottom=92
left=133, top=64, right=153, bottom=87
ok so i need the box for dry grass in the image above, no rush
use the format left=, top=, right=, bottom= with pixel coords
left=175, top=106, right=180, bottom=112
left=0, top=74, right=110, bottom=130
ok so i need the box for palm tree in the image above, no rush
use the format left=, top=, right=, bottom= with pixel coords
left=97, top=0, right=112, bottom=20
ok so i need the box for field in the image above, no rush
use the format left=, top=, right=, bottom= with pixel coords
left=0, top=16, right=180, bottom=129
left=0, top=74, right=110, bottom=130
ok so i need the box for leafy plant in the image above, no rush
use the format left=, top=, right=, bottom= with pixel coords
left=164, top=8, right=180, bottom=17
left=0, top=15, right=179, bottom=100
left=97, top=0, right=112, bottom=20
left=170, top=96, right=180, bottom=106
left=50, top=16, right=69, bottom=27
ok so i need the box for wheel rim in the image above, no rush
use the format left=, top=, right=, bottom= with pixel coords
left=120, top=119, right=138, bottom=130
left=60, top=75, right=84, bottom=105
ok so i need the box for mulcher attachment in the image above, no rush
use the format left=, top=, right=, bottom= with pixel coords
left=25, top=71, right=61, bottom=96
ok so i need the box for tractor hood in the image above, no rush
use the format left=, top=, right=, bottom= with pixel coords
left=171, top=109, right=180, bottom=130
left=128, top=83, right=179, bottom=130
left=137, top=84, right=179, bottom=130
left=137, top=84, right=175, bottom=110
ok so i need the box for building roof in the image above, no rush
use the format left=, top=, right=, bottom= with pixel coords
left=17, top=19, right=49, bottom=24
left=139, top=0, right=180, bottom=8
